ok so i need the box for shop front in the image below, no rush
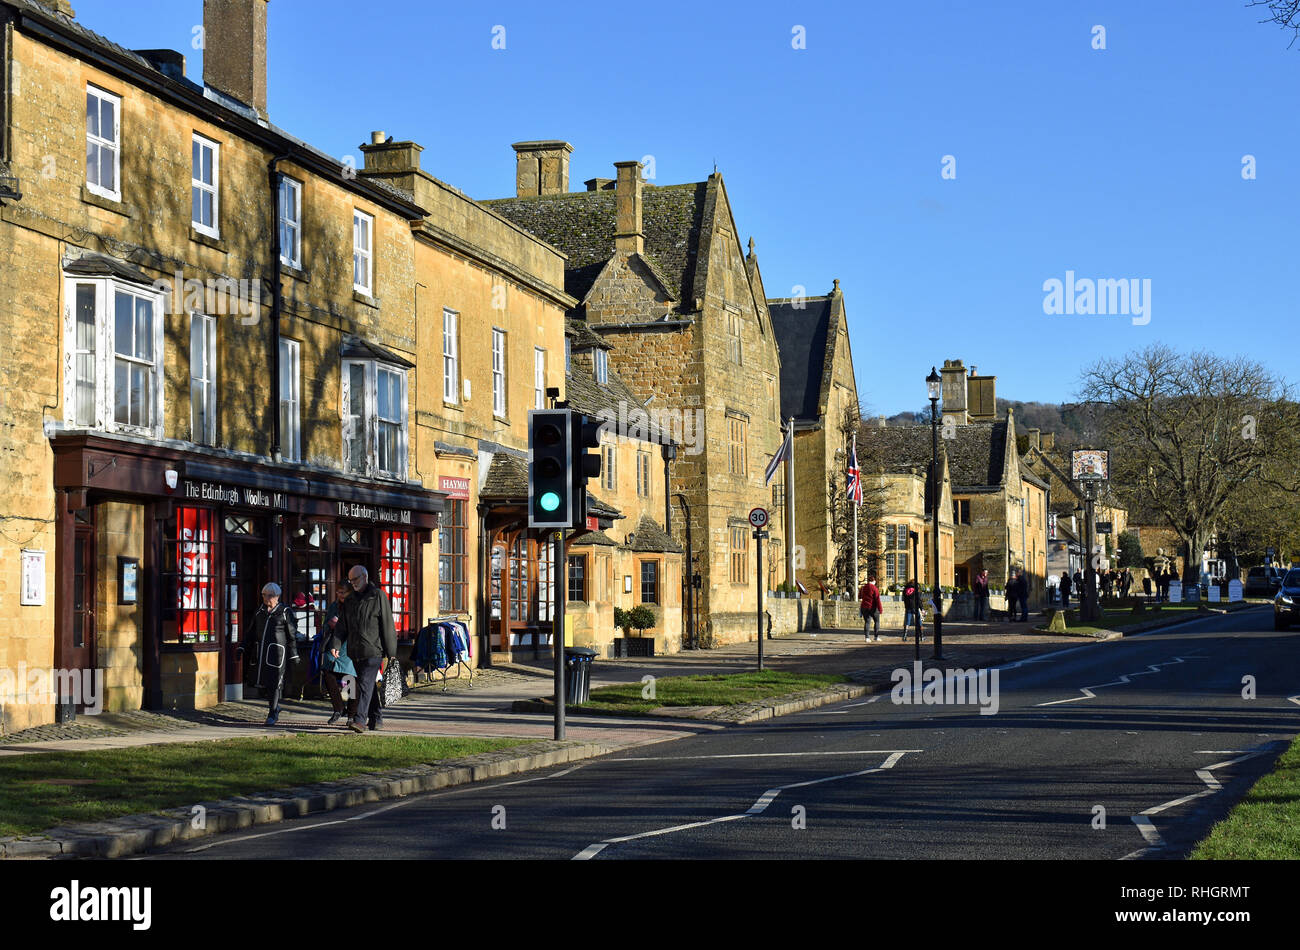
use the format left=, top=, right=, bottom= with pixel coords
left=51, top=433, right=444, bottom=712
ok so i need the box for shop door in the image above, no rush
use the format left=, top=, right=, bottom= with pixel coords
left=68, top=517, right=98, bottom=703
left=224, top=541, right=268, bottom=696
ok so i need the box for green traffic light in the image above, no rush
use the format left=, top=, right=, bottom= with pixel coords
left=539, top=491, right=561, bottom=513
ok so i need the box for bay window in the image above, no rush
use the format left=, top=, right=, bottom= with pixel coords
left=63, top=274, right=163, bottom=437
left=342, top=356, right=409, bottom=479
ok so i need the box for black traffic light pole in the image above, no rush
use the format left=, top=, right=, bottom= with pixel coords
left=553, top=527, right=565, bottom=740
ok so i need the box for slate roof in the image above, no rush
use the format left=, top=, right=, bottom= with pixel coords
left=484, top=182, right=709, bottom=313
left=625, top=516, right=682, bottom=554
left=859, top=425, right=937, bottom=474
left=769, top=296, right=832, bottom=422
left=63, top=252, right=155, bottom=285
left=566, top=319, right=610, bottom=351
left=947, top=422, right=1008, bottom=490
left=480, top=453, right=528, bottom=500
left=569, top=528, right=618, bottom=547
left=340, top=336, right=415, bottom=368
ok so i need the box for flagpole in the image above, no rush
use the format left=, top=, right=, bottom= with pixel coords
left=852, top=431, right=859, bottom=595
left=785, top=417, right=795, bottom=589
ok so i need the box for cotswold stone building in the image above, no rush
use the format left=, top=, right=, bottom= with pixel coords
left=769, top=282, right=861, bottom=592
left=938, top=360, right=1049, bottom=604
left=486, top=146, right=785, bottom=645
left=0, top=0, right=456, bottom=729
left=858, top=421, right=955, bottom=591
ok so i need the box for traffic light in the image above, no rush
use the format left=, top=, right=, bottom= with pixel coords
left=529, top=409, right=572, bottom=528
left=571, top=413, right=603, bottom=527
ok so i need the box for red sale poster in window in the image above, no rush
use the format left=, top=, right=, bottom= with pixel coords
left=380, top=530, right=410, bottom=633
left=178, top=507, right=214, bottom=642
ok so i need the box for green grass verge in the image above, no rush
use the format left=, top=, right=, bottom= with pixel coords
left=1191, top=735, right=1300, bottom=859
left=1039, top=604, right=1227, bottom=637
left=0, top=733, right=531, bottom=838
left=578, top=670, right=848, bottom=716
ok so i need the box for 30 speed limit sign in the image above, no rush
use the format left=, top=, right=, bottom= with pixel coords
left=748, top=507, right=770, bottom=530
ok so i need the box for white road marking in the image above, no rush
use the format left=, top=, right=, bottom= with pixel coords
left=1121, top=743, right=1283, bottom=860
left=1288, top=695, right=1300, bottom=707
left=572, top=750, right=914, bottom=860
left=609, top=749, right=921, bottom=762
left=1036, top=655, right=1206, bottom=707
left=163, top=762, right=591, bottom=855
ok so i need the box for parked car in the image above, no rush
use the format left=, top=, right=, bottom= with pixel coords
left=1273, top=570, right=1300, bottom=630
left=1245, top=566, right=1286, bottom=598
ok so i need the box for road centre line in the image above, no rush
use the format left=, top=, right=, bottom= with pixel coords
left=573, top=751, right=912, bottom=860
left=1036, top=655, right=1206, bottom=707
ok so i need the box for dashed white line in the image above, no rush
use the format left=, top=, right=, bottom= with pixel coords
left=610, top=749, right=921, bottom=762
left=572, top=750, right=914, bottom=860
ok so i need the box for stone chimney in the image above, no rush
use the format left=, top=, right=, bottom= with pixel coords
left=50, top=0, right=75, bottom=16
left=360, top=132, right=422, bottom=175
left=512, top=141, right=572, bottom=197
left=202, top=0, right=268, bottom=117
left=614, top=160, right=644, bottom=255
left=1026, top=428, right=1041, bottom=451
left=1042, top=432, right=1056, bottom=452
left=584, top=177, right=615, bottom=192
left=967, top=372, right=997, bottom=422
left=940, top=359, right=968, bottom=427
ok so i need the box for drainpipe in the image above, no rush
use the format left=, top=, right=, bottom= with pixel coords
left=268, top=152, right=293, bottom=462
left=674, top=493, right=693, bottom=649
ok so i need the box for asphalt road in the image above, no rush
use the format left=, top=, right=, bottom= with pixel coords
left=144, top=607, right=1299, bottom=860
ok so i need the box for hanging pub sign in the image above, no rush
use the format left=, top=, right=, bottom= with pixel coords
left=1070, top=449, right=1108, bottom=481
left=1096, top=521, right=1113, bottom=534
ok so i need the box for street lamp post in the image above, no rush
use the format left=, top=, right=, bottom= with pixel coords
left=926, top=367, right=945, bottom=660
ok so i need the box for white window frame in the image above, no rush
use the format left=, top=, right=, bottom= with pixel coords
left=603, top=442, right=617, bottom=492
left=62, top=275, right=164, bottom=438
left=442, top=308, right=459, bottom=404
left=342, top=358, right=409, bottom=480
left=190, top=312, right=217, bottom=446
left=279, top=176, right=302, bottom=269
left=637, top=450, right=651, bottom=498
left=85, top=85, right=121, bottom=201
left=353, top=210, right=373, bottom=294
left=534, top=347, right=546, bottom=410
left=492, top=328, right=507, bottom=418
left=191, top=133, right=220, bottom=238
left=594, top=347, right=608, bottom=384
left=279, top=338, right=301, bottom=462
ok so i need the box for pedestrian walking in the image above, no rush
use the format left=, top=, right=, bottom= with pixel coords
left=327, top=565, right=397, bottom=733
left=1142, top=573, right=1152, bottom=601
left=247, top=582, right=299, bottom=726
left=973, top=569, right=990, bottom=621
left=1059, top=570, right=1072, bottom=609
left=858, top=575, right=883, bottom=642
left=902, top=578, right=924, bottom=642
left=318, top=584, right=358, bottom=726
left=1005, top=570, right=1020, bottom=622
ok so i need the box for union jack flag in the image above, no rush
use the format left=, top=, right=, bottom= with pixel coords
left=846, top=439, right=862, bottom=507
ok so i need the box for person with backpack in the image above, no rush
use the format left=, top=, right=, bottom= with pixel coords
left=859, top=575, right=883, bottom=642
left=327, top=565, right=397, bottom=733
left=902, top=579, right=924, bottom=642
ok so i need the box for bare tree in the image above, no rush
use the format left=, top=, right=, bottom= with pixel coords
left=1077, top=344, right=1295, bottom=588
left=1248, top=0, right=1300, bottom=45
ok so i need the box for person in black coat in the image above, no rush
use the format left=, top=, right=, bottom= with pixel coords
left=247, top=582, right=299, bottom=726
left=1059, top=571, right=1072, bottom=609
left=902, top=579, right=924, bottom=643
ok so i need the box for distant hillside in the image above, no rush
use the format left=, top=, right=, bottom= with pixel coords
left=877, top=399, right=1100, bottom=448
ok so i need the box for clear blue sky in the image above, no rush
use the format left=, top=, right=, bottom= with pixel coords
left=70, top=0, right=1300, bottom=415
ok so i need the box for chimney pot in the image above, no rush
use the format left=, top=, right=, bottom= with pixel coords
left=371, top=131, right=386, bottom=145
left=202, top=0, right=269, bottom=117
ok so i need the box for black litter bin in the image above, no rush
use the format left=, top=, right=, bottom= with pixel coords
left=564, top=647, right=599, bottom=705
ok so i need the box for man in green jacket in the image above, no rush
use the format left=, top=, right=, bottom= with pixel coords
left=328, top=565, right=397, bottom=733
